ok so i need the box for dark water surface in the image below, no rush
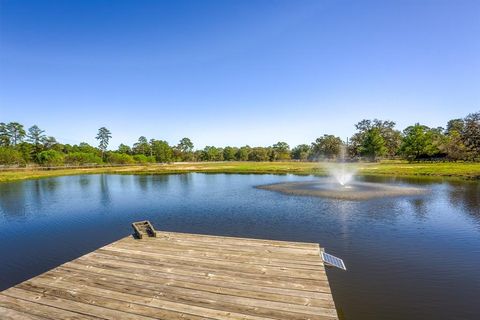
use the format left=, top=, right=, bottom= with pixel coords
left=0, top=174, right=479, bottom=319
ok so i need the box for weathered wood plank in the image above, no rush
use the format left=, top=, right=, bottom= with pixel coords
left=41, top=267, right=336, bottom=310
left=102, top=244, right=324, bottom=270
left=118, top=235, right=321, bottom=255
left=156, top=231, right=319, bottom=249
left=72, top=256, right=331, bottom=293
left=0, top=293, right=102, bottom=320
left=26, top=276, right=337, bottom=320
left=53, top=266, right=335, bottom=307
left=0, top=306, right=47, bottom=320
left=90, top=249, right=328, bottom=281
left=2, top=287, right=158, bottom=320
left=14, top=282, right=207, bottom=320
left=20, top=279, right=278, bottom=320
left=59, top=264, right=334, bottom=301
left=104, top=241, right=323, bottom=271
left=110, top=237, right=322, bottom=259
left=0, top=231, right=339, bottom=320
left=106, top=240, right=324, bottom=269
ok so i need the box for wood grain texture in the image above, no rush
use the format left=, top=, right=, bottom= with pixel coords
left=0, top=231, right=339, bottom=319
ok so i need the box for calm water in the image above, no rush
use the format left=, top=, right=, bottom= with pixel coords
left=0, top=173, right=479, bottom=319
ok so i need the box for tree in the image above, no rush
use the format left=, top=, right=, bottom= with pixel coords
left=440, top=130, right=467, bottom=161
left=382, top=128, right=402, bottom=157
left=5, top=122, right=26, bottom=146
left=27, top=125, right=46, bottom=146
left=349, top=119, right=401, bottom=157
left=0, top=123, right=10, bottom=146
left=96, top=127, right=112, bottom=159
left=311, top=135, right=343, bottom=159
left=236, top=146, right=250, bottom=161
left=400, top=124, right=439, bottom=161
left=133, top=136, right=150, bottom=155
left=446, top=119, right=464, bottom=135
left=75, top=142, right=99, bottom=155
left=223, top=146, right=238, bottom=161
left=193, top=150, right=203, bottom=161
left=27, top=125, right=46, bottom=156
left=430, top=126, right=447, bottom=156
left=350, top=119, right=401, bottom=157
left=271, top=142, right=290, bottom=161
left=291, top=144, right=311, bottom=160
left=150, top=139, right=173, bottom=163
left=117, top=144, right=132, bottom=154
left=37, top=150, right=65, bottom=166
left=177, top=138, right=194, bottom=153
left=62, top=144, right=74, bottom=154
left=201, top=146, right=222, bottom=161
left=462, top=111, right=480, bottom=160
left=43, top=136, right=60, bottom=150
left=358, top=128, right=387, bottom=161
left=17, top=142, right=34, bottom=163
left=248, top=147, right=269, bottom=161
left=176, top=137, right=194, bottom=161
left=0, top=147, right=24, bottom=165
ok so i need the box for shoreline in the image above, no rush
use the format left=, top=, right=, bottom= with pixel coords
left=1, top=161, right=480, bottom=183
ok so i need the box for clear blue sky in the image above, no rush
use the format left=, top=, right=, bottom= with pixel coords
left=1, top=0, right=479, bottom=149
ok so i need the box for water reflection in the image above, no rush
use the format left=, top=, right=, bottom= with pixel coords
left=118, top=174, right=131, bottom=187
left=79, top=175, right=91, bottom=186
left=447, top=180, right=480, bottom=221
left=31, top=180, right=46, bottom=211
left=409, top=198, right=429, bottom=220
left=0, top=182, right=28, bottom=218
left=136, top=175, right=150, bottom=192
left=99, top=174, right=111, bottom=207
left=135, top=174, right=171, bottom=193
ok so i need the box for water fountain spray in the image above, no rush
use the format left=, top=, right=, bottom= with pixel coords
left=325, top=145, right=357, bottom=187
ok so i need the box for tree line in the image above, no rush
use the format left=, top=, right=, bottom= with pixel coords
left=0, top=111, right=479, bottom=166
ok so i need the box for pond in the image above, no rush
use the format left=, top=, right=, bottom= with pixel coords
left=0, top=173, right=479, bottom=319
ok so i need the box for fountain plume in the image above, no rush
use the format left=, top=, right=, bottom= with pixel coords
left=323, top=145, right=357, bottom=187
left=259, top=145, right=426, bottom=200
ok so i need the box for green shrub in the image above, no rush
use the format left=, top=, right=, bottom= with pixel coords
left=37, top=150, right=65, bottom=166
left=133, top=154, right=156, bottom=164
left=0, top=147, right=25, bottom=166
left=64, top=152, right=103, bottom=165
left=106, top=152, right=134, bottom=164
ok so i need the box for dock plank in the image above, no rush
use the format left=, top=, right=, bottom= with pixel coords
left=105, top=241, right=324, bottom=269
left=0, top=231, right=339, bottom=319
left=0, top=305, right=48, bottom=320
left=0, top=293, right=102, bottom=320
left=83, top=250, right=328, bottom=281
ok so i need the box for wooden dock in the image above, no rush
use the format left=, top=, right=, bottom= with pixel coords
left=0, top=231, right=339, bottom=319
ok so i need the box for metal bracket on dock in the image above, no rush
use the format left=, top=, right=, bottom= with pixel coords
left=321, top=251, right=347, bottom=270
left=132, top=220, right=158, bottom=239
